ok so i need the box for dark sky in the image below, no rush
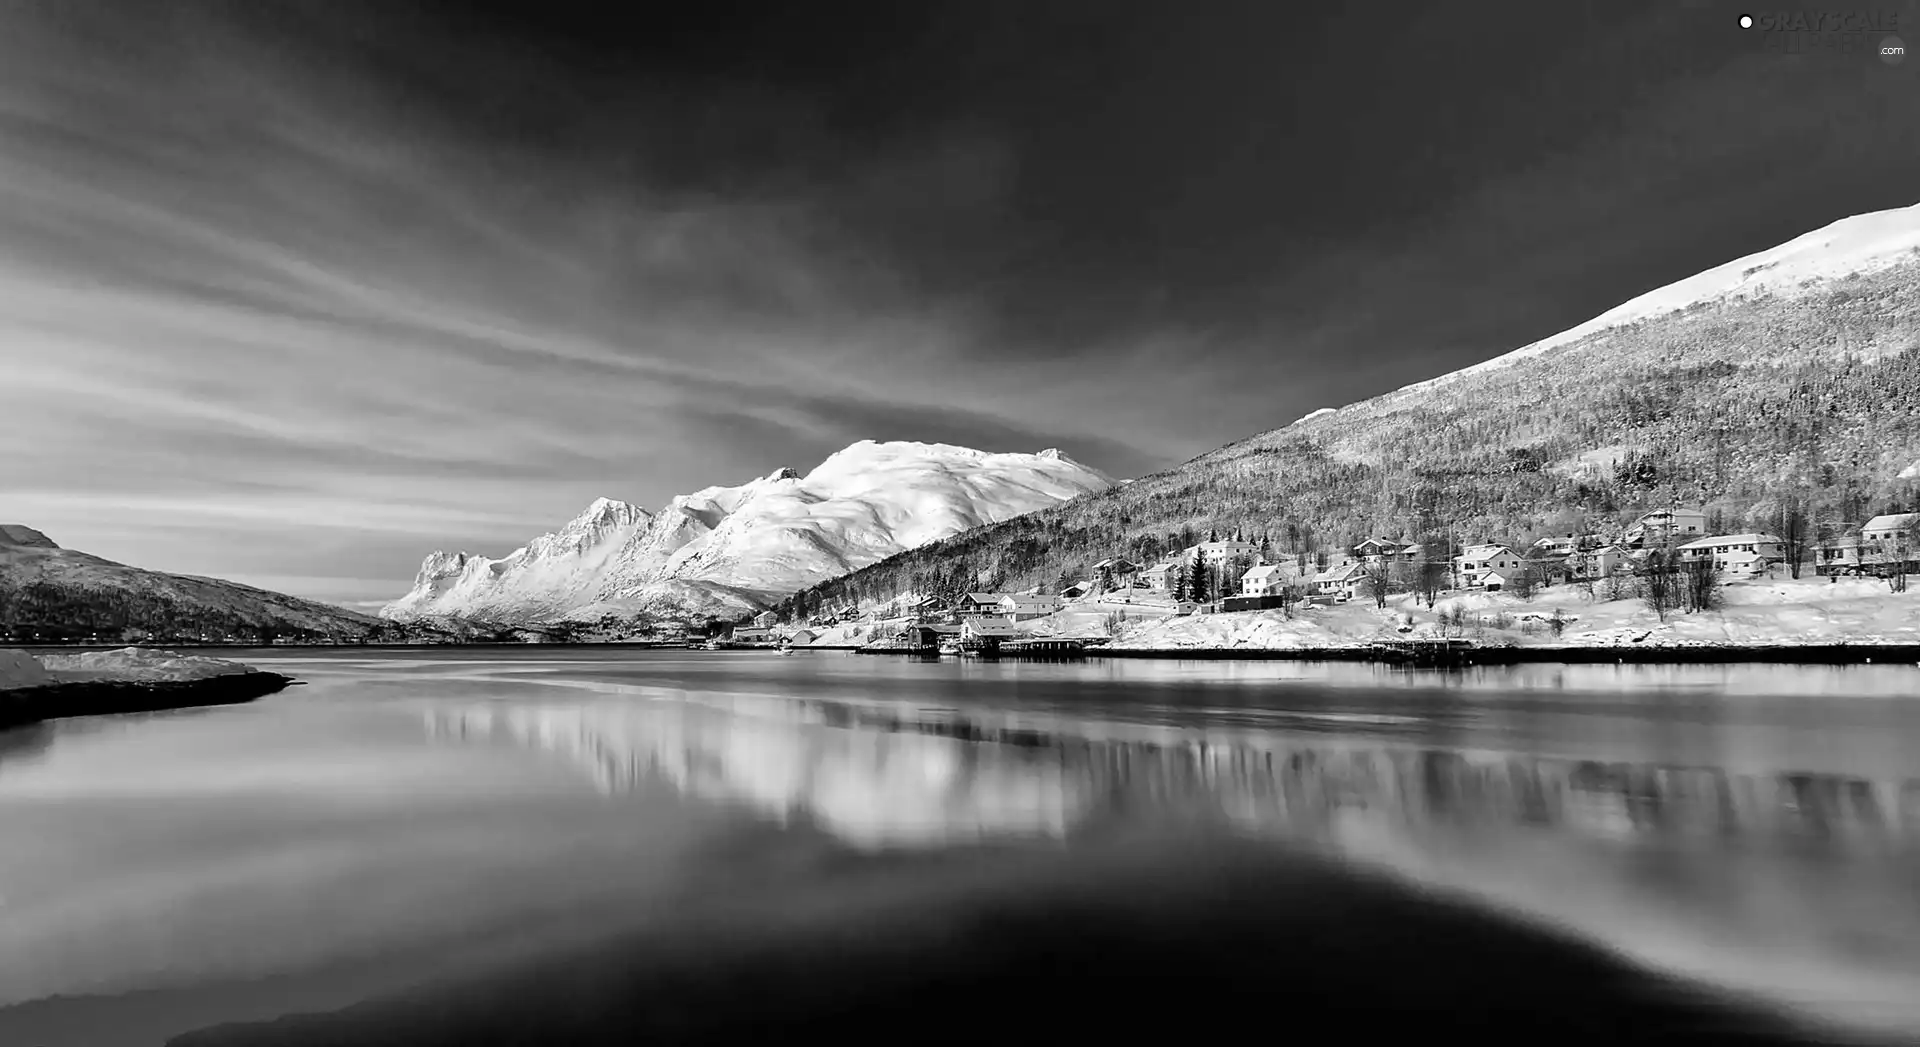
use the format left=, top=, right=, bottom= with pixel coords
left=4, top=0, right=1920, bottom=603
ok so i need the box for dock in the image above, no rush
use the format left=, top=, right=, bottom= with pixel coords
left=1367, top=638, right=1480, bottom=667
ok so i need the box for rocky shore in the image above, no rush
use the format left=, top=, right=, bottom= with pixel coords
left=0, top=647, right=296, bottom=730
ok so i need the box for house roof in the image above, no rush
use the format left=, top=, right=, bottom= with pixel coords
left=1001, top=594, right=1060, bottom=607
left=1091, top=557, right=1139, bottom=571
left=1677, top=533, right=1781, bottom=549
left=1242, top=564, right=1283, bottom=580
left=1864, top=513, right=1920, bottom=532
left=1456, top=544, right=1513, bottom=561
left=964, top=592, right=1004, bottom=603
left=1314, top=563, right=1364, bottom=582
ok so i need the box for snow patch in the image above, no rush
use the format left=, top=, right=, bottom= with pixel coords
left=0, top=649, right=53, bottom=689
left=36, top=647, right=259, bottom=683
left=1899, top=460, right=1920, bottom=480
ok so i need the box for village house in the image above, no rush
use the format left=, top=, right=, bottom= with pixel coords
left=1677, top=533, right=1784, bottom=577
left=1351, top=538, right=1421, bottom=565
left=1090, top=557, right=1142, bottom=588
left=1311, top=561, right=1367, bottom=602
left=752, top=610, right=779, bottom=629
left=1523, top=552, right=1572, bottom=587
left=960, top=617, right=1022, bottom=642
left=1622, top=507, right=1708, bottom=548
left=1238, top=563, right=1289, bottom=597
left=1451, top=544, right=1521, bottom=589
left=1816, top=534, right=1869, bottom=576
left=1862, top=512, right=1920, bottom=571
left=1139, top=561, right=1182, bottom=592
left=959, top=593, right=1007, bottom=618
left=1189, top=540, right=1260, bottom=563
left=1059, top=580, right=1093, bottom=599
left=731, top=625, right=774, bottom=643
left=1573, top=544, right=1630, bottom=580
left=1527, top=532, right=1603, bottom=557
left=998, top=594, right=1062, bottom=620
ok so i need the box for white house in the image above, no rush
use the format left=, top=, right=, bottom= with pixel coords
left=732, top=625, right=774, bottom=643
left=999, top=594, right=1062, bottom=620
left=1479, top=568, right=1514, bottom=592
left=961, top=617, right=1022, bottom=641
left=1623, top=507, right=1708, bottom=548
left=1574, top=544, right=1629, bottom=579
left=1239, top=563, right=1287, bottom=596
left=1816, top=535, right=1869, bottom=576
left=1139, top=562, right=1178, bottom=591
left=752, top=610, right=779, bottom=629
left=1862, top=513, right=1920, bottom=569
left=1311, top=562, right=1366, bottom=602
left=1677, top=533, right=1783, bottom=575
left=1452, top=544, right=1521, bottom=589
left=1188, top=540, right=1259, bottom=563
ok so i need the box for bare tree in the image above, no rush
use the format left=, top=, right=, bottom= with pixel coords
left=1776, top=498, right=1810, bottom=580
left=1413, top=539, right=1448, bottom=608
left=1680, top=555, right=1722, bottom=613
left=1360, top=560, right=1393, bottom=609
left=1508, top=565, right=1537, bottom=602
left=1641, top=547, right=1678, bottom=622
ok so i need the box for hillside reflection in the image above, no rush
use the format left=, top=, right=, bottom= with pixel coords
left=426, top=691, right=1920, bottom=851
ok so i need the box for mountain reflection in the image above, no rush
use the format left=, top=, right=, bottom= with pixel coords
left=426, top=692, right=1920, bottom=850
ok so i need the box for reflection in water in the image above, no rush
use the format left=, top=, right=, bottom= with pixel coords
left=428, top=693, right=1920, bottom=851
left=427, top=682, right=1920, bottom=1037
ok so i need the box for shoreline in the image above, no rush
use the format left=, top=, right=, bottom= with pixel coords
left=0, top=672, right=298, bottom=730
left=1091, top=643, right=1920, bottom=664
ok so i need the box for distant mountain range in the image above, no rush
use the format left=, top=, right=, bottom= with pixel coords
left=382, top=441, right=1114, bottom=624
left=778, top=203, right=1920, bottom=618
left=0, top=525, right=428, bottom=644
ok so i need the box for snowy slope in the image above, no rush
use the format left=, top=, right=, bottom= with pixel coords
left=1388, top=202, right=1920, bottom=397
left=384, top=441, right=1113, bottom=623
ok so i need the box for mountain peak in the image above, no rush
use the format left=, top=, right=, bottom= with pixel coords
left=765, top=467, right=801, bottom=482
left=0, top=525, right=59, bottom=549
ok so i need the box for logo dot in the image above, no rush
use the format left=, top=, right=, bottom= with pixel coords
left=1739, top=14, right=1753, bottom=28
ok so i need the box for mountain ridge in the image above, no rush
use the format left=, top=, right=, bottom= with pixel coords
left=383, top=440, right=1114, bottom=623
left=0, top=526, right=428, bottom=644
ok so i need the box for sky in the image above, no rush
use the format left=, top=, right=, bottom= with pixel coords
left=5, top=0, right=1920, bottom=607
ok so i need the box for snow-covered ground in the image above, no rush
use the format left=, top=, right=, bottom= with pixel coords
left=30, top=647, right=263, bottom=684
left=1109, top=577, right=1920, bottom=651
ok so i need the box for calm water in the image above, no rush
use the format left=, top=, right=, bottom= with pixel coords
left=3, top=649, right=1920, bottom=1044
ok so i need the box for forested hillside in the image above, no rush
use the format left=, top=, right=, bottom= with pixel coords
left=773, top=258, right=1920, bottom=622
left=0, top=526, right=431, bottom=644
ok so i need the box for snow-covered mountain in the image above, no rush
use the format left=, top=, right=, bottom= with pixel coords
left=383, top=441, right=1113, bottom=623
left=1397, top=201, right=1920, bottom=398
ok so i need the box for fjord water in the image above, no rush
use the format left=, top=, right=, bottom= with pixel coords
left=2, top=651, right=1919, bottom=1044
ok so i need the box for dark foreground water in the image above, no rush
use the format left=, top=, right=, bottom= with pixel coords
left=3, top=650, right=1919, bottom=1045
